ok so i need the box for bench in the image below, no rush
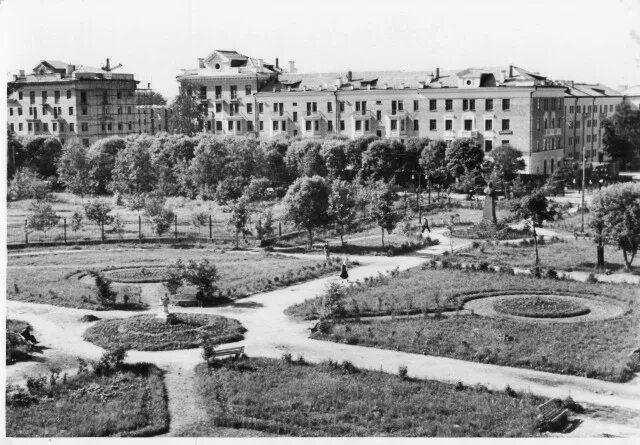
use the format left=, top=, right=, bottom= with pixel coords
left=573, top=231, right=589, bottom=240
left=538, top=399, right=569, bottom=430
left=207, top=346, right=245, bottom=363
left=175, top=299, right=202, bottom=307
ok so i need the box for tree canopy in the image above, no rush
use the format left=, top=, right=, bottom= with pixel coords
left=283, top=176, right=331, bottom=247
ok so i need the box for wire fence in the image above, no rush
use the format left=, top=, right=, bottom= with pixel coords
left=7, top=214, right=299, bottom=247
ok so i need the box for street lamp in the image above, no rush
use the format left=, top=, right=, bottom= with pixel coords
left=581, top=148, right=586, bottom=233
left=412, top=172, right=422, bottom=224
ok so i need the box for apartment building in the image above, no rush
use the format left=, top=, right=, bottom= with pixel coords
left=559, top=82, right=623, bottom=175
left=178, top=50, right=624, bottom=175
left=7, top=60, right=166, bottom=146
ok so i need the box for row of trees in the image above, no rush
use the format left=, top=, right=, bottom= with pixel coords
left=8, top=129, right=538, bottom=204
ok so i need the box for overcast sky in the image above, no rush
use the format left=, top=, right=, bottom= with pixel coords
left=2, top=0, right=639, bottom=100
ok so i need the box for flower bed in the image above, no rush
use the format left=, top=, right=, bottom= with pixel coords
left=83, top=313, right=246, bottom=351
left=493, top=296, right=591, bottom=318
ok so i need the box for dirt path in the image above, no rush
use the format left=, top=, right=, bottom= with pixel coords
left=6, top=252, right=640, bottom=437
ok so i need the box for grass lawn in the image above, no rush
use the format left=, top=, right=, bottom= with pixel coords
left=193, top=357, right=543, bottom=437
left=83, top=313, right=245, bottom=351
left=288, top=267, right=639, bottom=382
left=443, top=238, right=636, bottom=274
left=6, top=363, right=168, bottom=437
left=7, top=247, right=343, bottom=309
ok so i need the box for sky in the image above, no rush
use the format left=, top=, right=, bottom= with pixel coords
left=1, top=0, right=640, bottom=101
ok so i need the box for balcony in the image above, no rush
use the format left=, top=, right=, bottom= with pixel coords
left=459, top=130, right=479, bottom=138
left=443, top=130, right=456, bottom=139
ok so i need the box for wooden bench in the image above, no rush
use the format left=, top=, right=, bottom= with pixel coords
left=207, top=346, right=245, bottom=363
left=175, top=299, right=202, bottom=307
left=538, top=399, right=569, bottom=430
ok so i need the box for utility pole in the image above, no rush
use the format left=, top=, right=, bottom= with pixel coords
left=581, top=147, right=586, bottom=233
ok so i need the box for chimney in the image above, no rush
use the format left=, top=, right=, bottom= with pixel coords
left=509, top=65, right=514, bottom=78
left=347, top=70, right=353, bottom=82
left=276, top=58, right=279, bottom=69
left=335, top=77, right=343, bottom=88
left=19, top=69, right=25, bottom=77
left=198, top=58, right=205, bottom=68
left=147, top=82, right=151, bottom=89
left=500, top=70, right=506, bottom=83
left=435, top=67, right=440, bottom=79
left=288, top=60, right=296, bottom=73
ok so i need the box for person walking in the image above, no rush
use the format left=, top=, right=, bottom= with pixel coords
left=421, top=218, right=431, bottom=234
left=324, top=242, right=330, bottom=261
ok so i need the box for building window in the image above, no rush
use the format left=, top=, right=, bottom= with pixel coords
left=69, top=107, right=74, bottom=115
left=445, top=119, right=453, bottom=131
left=82, top=139, right=90, bottom=147
left=247, top=103, right=253, bottom=113
left=230, top=85, right=237, bottom=99
left=340, top=120, right=345, bottom=131
left=464, top=119, right=473, bottom=131
left=10, top=123, right=14, bottom=132
left=413, top=100, right=419, bottom=111
left=365, top=120, right=370, bottom=131
left=107, top=123, right=112, bottom=131
left=214, top=121, right=221, bottom=131
left=429, top=99, right=437, bottom=111
left=117, top=91, right=122, bottom=99
left=398, top=100, right=404, bottom=112
left=400, top=120, right=405, bottom=131
left=245, top=85, right=252, bottom=96
left=586, top=135, right=591, bottom=143
left=19, top=123, right=23, bottom=131
left=9, top=108, right=13, bottom=116
left=445, top=99, right=453, bottom=111
left=30, top=91, right=35, bottom=104
left=413, top=119, right=419, bottom=131
left=18, top=108, right=22, bottom=116
left=259, top=121, right=264, bottom=131
left=314, top=120, right=318, bottom=131
left=355, top=120, right=362, bottom=131
left=485, top=119, right=492, bottom=131
left=216, top=103, right=222, bottom=113
left=274, top=103, right=279, bottom=112
left=485, top=99, right=493, bottom=111
left=101, top=123, right=106, bottom=132
left=429, top=119, right=436, bottom=131
left=273, top=121, right=279, bottom=131
left=66, top=90, right=71, bottom=99
left=328, top=120, right=333, bottom=131
left=228, top=121, right=234, bottom=131
left=293, top=111, right=298, bottom=121
left=247, top=121, right=254, bottom=131
left=28, top=123, right=33, bottom=132
left=376, top=110, right=382, bottom=121
left=390, top=120, right=397, bottom=131
left=199, top=86, right=207, bottom=99
left=258, top=103, right=264, bottom=113
left=502, top=99, right=510, bottom=111
left=215, top=86, right=222, bottom=99
left=81, top=123, right=88, bottom=132
left=484, top=140, right=493, bottom=152
left=42, top=106, right=47, bottom=115
left=327, top=101, right=333, bottom=112
left=339, top=101, right=345, bottom=112
left=236, top=121, right=241, bottom=131
left=80, top=91, right=87, bottom=104
left=69, top=123, right=75, bottom=132
left=463, top=99, right=475, bottom=111
left=502, top=119, right=510, bottom=131
left=19, top=91, right=23, bottom=100
left=54, top=90, right=60, bottom=103
left=118, top=123, right=123, bottom=131
left=53, top=122, right=57, bottom=131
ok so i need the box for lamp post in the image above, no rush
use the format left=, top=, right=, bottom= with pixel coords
left=581, top=147, right=586, bottom=233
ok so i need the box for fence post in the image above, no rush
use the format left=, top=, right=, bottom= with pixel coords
left=209, top=215, right=212, bottom=239
left=24, top=219, right=28, bottom=246
left=63, top=218, right=67, bottom=244
left=174, top=214, right=178, bottom=239
left=278, top=222, right=282, bottom=237
left=101, top=222, right=105, bottom=242
left=138, top=215, right=142, bottom=241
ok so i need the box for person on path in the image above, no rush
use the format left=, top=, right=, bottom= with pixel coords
left=324, top=242, right=330, bottom=261
left=421, top=218, right=431, bottom=234
left=340, top=258, right=349, bottom=280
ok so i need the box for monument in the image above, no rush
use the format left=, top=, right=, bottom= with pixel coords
left=481, top=182, right=497, bottom=225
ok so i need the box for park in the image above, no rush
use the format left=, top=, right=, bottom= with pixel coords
left=5, top=130, right=640, bottom=437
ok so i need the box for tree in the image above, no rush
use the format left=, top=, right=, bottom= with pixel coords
left=445, top=138, right=484, bottom=179
left=602, top=103, right=640, bottom=169
left=191, top=211, right=209, bottom=236
left=328, top=179, right=358, bottom=246
left=136, top=89, right=167, bottom=106
left=215, top=177, right=248, bottom=204
left=168, top=86, right=205, bottom=136
left=88, top=136, right=126, bottom=194
left=126, top=193, right=146, bottom=216
left=143, top=194, right=175, bottom=236
left=190, top=136, right=229, bottom=199
left=361, top=139, right=404, bottom=182
left=56, top=141, right=92, bottom=196
left=452, top=168, right=485, bottom=199
left=26, top=200, right=60, bottom=238
left=589, top=183, right=640, bottom=271
left=111, top=135, right=156, bottom=194
left=84, top=200, right=114, bottom=240
left=283, top=176, right=331, bottom=248
left=369, top=181, right=402, bottom=246
left=259, top=137, right=292, bottom=185
left=7, top=168, right=50, bottom=201
left=419, top=139, right=449, bottom=201
left=223, top=136, right=263, bottom=181
left=243, top=177, right=274, bottom=202
left=21, top=136, right=63, bottom=179
left=489, top=144, right=525, bottom=195
left=7, top=128, right=25, bottom=180
left=285, top=140, right=325, bottom=178
left=165, top=259, right=221, bottom=305
left=255, top=209, right=275, bottom=240
left=70, top=211, right=83, bottom=233
left=320, top=139, right=348, bottom=179
left=345, top=135, right=378, bottom=173
left=543, top=163, right=574, bottom=196
left=510, top=190, right=557, bottom=266
left=150, top=134, right=197, bottom=196
left=228, top=197, right=251, bottom=248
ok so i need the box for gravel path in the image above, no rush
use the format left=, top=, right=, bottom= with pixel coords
left=464, top=294, right=628, bottom=323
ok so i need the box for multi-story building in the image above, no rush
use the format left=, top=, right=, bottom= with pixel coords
left=559, top=82, right=623, bottom=175
left=7, top=60, right=166, bottom=146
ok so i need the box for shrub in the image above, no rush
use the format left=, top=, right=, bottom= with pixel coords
left=586, top=273, right=598, bottom=284
left=94, top=347, right=127, bottom=375
left=7, top=168, right=50, bottom=201
left=92, top=272, right=116, bottom=306
left=545, top=269, right=558, bottom=280
left=321, top=282, right=346, bottom=319
left=398, top=365, right=409, bottom=379
left=244, top=177, right=274, bottom=202
left=281, top=352, right=293, bottom=363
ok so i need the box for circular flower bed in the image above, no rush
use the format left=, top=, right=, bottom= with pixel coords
left=83, top=313, right=246, bottom=351
left=493, top=296, right=591, bottom=319
left=102, top=266, right=169, bottom=283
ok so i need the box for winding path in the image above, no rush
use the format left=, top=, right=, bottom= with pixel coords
left=6, top=244, right=640, bottom=436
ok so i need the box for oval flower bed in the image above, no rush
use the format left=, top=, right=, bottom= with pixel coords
left=103, top=267, right=169, bottom=283
left=493, top=296, right=591, bottom=319
left=83, top=313, right=246, bottom=351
